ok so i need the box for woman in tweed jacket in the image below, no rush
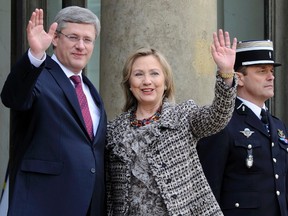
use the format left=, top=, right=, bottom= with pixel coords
left=106, top=29, right=237, bottom=216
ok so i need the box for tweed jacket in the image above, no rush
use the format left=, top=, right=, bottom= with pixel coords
left=106, top=76, right=237, bottom=216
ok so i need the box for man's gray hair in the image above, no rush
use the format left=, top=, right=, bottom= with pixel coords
left=54, top=6, right=101, bottom=38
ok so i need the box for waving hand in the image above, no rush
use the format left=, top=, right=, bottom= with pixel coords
left=211, top=29, right=237, bottom=73
left=26, top=8, right=58, bottom=59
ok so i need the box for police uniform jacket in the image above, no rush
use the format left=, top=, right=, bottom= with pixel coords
left=197, top=98, right=288, bottom=216
left=106, top=77, right=237, bottom=216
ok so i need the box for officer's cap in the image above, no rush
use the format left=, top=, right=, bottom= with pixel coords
left=234, top=40, right=281, bottom=71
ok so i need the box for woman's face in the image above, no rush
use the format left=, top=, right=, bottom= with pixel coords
left=129, top=55, right=166, bottom=108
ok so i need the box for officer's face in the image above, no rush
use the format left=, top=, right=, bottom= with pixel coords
left=237, top=64, right=274, bottom=106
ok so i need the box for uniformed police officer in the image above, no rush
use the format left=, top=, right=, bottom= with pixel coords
left=197, top=40, right=288, bottom=216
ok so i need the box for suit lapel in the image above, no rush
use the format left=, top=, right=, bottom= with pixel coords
left=245, top=113, right=270, bottom=137
left=82, top=75, right=101, bottom=106
left=235, top=98, right=270, bottom=137
left=45, top=57, right=89, bottom=139
left=82, top=75, right=107, bottom=145
left=267, top=113, right=278, bottom=141
left=46, top=57, right=107, bottom=144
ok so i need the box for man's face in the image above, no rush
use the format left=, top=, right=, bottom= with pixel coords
left=52, top=22, right=96, bottom=73
left=237, top=64, right=275, bottom=107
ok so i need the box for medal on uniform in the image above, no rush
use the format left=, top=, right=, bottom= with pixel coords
left=246, top=144, right=253, bottom=168
left=278, top=129, right=288, bottom=144
left=246, top=155, right=253, bottom=168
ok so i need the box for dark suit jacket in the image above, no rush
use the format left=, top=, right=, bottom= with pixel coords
left=197, top=98, right=288, bottom=216
left=1, top=52, right=107, bottom=216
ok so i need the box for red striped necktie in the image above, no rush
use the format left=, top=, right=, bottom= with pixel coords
left=70, top=75, right=94, bottom=140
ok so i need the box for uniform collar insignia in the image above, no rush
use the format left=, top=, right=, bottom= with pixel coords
left=236, top=102, right=246, bottom=112
left=278, top=129, right=288, bottom=144
left=240, top=128, right=254, bottom=138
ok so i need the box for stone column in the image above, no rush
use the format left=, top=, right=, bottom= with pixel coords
left=0, top=0, right=11, bottom=186
left=100, top=1, right=217, bottom=120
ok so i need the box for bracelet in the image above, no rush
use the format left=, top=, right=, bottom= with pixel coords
left=218, top=71, right=235, bottom=79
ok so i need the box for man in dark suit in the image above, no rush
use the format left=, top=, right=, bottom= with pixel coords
left=1, top=6, right=107, bottom=216
left=197, top=40, right=288, bottom=216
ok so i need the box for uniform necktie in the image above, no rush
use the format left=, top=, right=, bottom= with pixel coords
left=261, top=108, right=270, bottom=133
left=70, top=75, right=94, bottom=140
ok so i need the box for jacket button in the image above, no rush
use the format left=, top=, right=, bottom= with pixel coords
left=271, top=142, right=274, bottom=147
left=235, top=203, right=239, bottom=208
left=275, top=174, right=279, bottom=179
left=273, top=158, right=277, bottom=163
left=90, top=168, right=96, bottom=173
left=276, top=191, right=280, bottom=196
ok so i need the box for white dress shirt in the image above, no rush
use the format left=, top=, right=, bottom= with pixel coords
left=237, top=96, right=267, bottom=120
left=28, top=49, right=100, bottom=136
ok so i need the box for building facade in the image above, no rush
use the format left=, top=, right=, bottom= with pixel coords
left=1, top=0, right=288, bottom=191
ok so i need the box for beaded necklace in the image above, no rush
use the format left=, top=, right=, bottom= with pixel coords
left=130, top=106, right=162, bottom=128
